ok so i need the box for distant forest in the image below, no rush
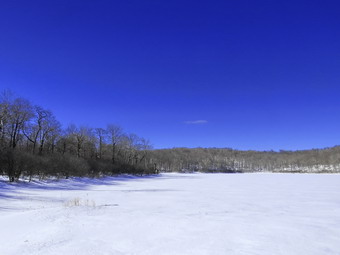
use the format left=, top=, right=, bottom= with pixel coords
left=1, top=90, right=339, bottom=182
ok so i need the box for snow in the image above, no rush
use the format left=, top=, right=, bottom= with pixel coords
left=1, top=173, right=340, bottom=255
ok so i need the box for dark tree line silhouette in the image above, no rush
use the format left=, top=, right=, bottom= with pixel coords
left=0, top=90, right=156, bottom=182
left=1, top=90, right=339, bottom=182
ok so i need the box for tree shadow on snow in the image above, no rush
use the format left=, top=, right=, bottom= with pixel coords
left=0, top=173, right=197, bottom=206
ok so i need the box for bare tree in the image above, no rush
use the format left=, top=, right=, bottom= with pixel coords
left=23, top=106, right=48, bottom=154
left=0, top=90, right=12, bottom=146
left=38, top=111, right=61, bottom=155
left=7, top=97, right=34, bottom=149
left=107, top=124, right=123, bottom=164
left=66, top=125, right=93, bottom=158
left=95, top=128, right=107, bottom=159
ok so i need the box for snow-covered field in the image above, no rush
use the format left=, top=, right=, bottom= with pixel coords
left=1, top=173, right=340, bottom=255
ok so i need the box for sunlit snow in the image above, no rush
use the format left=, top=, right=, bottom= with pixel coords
left=1, top=173, right=340, bottom=255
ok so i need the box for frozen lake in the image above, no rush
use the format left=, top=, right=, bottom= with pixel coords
left=1, top=173, right=340, bottom=255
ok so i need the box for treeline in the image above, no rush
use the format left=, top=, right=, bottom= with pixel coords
left=1, top=90, right=340, bottom=182
left=150, top=147, right=340, bottom=173
left=0, top=91, right=156, bottom=182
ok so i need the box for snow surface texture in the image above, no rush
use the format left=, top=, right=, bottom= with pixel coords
left=1, top=173, right=340, bottom=255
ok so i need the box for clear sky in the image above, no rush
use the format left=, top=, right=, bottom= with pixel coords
left=1, top=0, right=340, bottom=150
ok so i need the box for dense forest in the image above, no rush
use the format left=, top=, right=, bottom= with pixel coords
left=150, top=147, right=340, bottom=173
left=1, top=90, right=340, bottom=182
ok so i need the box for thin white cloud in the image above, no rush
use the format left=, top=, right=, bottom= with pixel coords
left=184, top=120, right=208, bottom=124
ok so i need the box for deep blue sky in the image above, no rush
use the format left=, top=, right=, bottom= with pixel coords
left=1, top=0, right=340, bottom=150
